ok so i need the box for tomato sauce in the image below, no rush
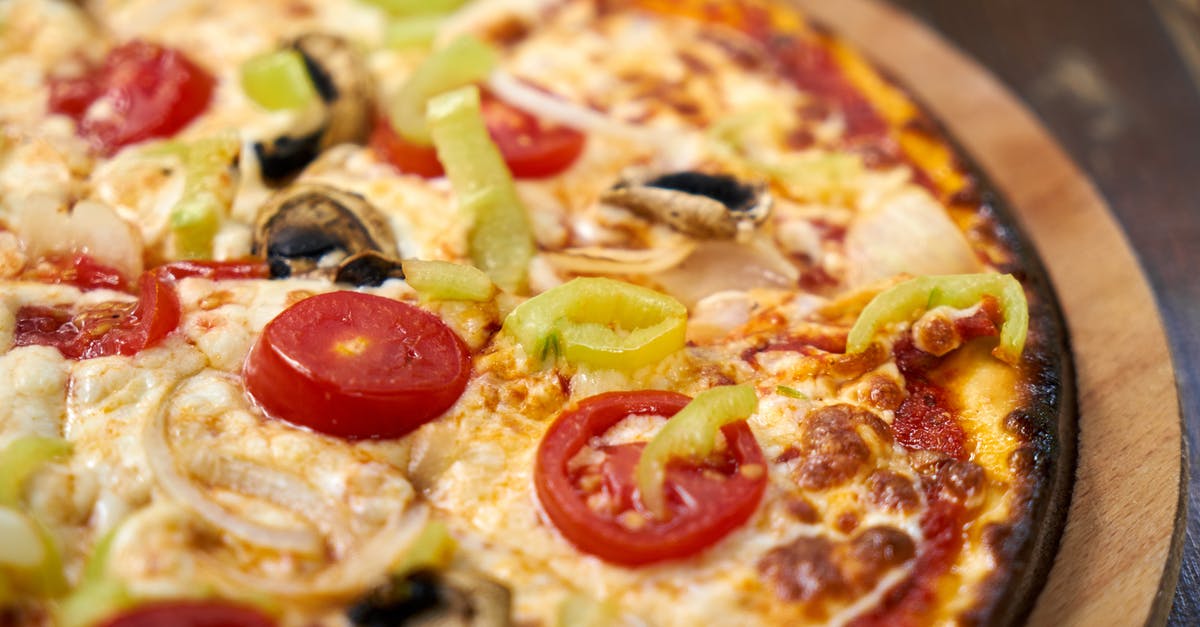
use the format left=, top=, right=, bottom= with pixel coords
left=892, top=337, right=969, bottom=460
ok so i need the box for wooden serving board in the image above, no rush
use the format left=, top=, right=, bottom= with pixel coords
left=791, top=1, right=1187, bottom=625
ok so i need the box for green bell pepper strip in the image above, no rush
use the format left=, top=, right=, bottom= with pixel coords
left=427, top=85, right=534, bottom=293
left=384, top=15, right=445, bottom=49
left=149, top=132, right=241, bottom=260
left=360, top=0, right=469, bottom=15
left=390, top=35, right=498, bottom=146
left=56, top=521, right=133, bottom=627
left=502, top=277, right=687, bottom=370
left=240, top=49, right=318, bottom=111
left=635, top=384, right=758, bottom=520
left=401, top=259, right=496, bottom=301
left=394, top=520, right=457, bottom=575
left=845, top=273, right=1029, bottom=365
left=0, top=435, right=71, bottom=507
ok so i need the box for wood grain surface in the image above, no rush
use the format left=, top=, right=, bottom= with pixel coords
left=791, top=1, right=1187, bottom=624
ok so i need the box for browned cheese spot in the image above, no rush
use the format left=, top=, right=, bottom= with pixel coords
left=866, top=469, right=920, bottom=513
left=758, top=526, right=915, bottom=605
left=794, top=404, right=890, bottom=490
left=930, top=458, right=988, bottom=510
left=865, top=375, right=905, bottom=411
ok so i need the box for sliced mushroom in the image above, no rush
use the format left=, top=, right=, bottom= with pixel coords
left=255, top=33, right=372, bottom=183
left=347, top=568, right=513, bottom=627
left=600, top=170, right=772, bottom=239
left=252, top=183, right=404, bottom=285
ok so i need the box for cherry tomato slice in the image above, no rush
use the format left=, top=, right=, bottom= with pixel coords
left=481, top=92, right=585, bottom=179
left=22, top=253, right=129, bottom=292
left=155, top=260, right=271, bottom=281
left=97, top=600, right=276, bottom=627
left=369, top=93, right=585, bottom=179
left=48, top=40, right=215, bottom=155
left=13, top=269, right=181, bottom=360
left=243, top=291, right=471, bottom=440
left=535, top=390, right=767, bottom=566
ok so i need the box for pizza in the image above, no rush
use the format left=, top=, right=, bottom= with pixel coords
left=0, top=0, right=1073, bottom=626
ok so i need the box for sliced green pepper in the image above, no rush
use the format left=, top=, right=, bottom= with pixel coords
left=360, top=0, right=469, bottom=15
left=846, top=273, right=1029, bottom=364
left=428, top=85, right=534, bottom=293
left=558, top=592, right=620, bottom=627
left=56, top=521, right=133, bottom=627
left=394, top=520, right=457, bottom=575
left=0, top=435, right=71, bottom=507
left=149, top=132, right=241, bottom=259
left=390, top=35, right=497, bottom=146
left=402, top=259, right=496, bottom=301
left=240, top=49, right=318, bottom=111
left=502, top=277, right=687, bottom=370
left=635, top=384, right=758, bottom=519
left=384, top=15, right=445, bottom=49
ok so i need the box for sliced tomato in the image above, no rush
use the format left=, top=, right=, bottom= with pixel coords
left=97, top=600, right=276, bottom=627
left=535, top=390, right=767, bottom=566
left=48, top=40, right=215, bottom=155
left=23, top=253, right=129, bottom=292
left=13, top=268, right=181, bottom=360
left=370, top=92, right=585, bottom=179
left=243, top=291, right=471, bottom=440
left=155, top=260, right=270, bottom=281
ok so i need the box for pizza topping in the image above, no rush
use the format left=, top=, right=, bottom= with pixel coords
left=21, top=253, right=129, bottom=292
left=535, top=390, right=767, bottom=566
left=635, top=384, right=759, bottom=519
left=347, top=568, right=512, bottom=627
left=401, top=259, right=497, bottom=301
left=758, top=526, right=915, bottom=606
left=243, top=291, right=471, bottom=439
left=254, top=34, right=373, bottom=182
left=846, top=273, right=1029, bottom=364
left=252, top=183, right=403, bottom=285
left=240, top=49, right=319, bottom=111
left=791, top=404, right=889, bottom=490
left=0, top=435, right=71, bottom=507
left=865, top=469, right=920, bottom=513
left=145, top=132, right=241, bottom=259
left=94, top=600, right=277, bottom=627
left=427, top=85, right=536, bottom=292
left=47, top=40, right=216, bottom=155
left=389, top=35, right=498, bottom=146
left=154, top=260, right=271, bottom=281
left=502, top=277, right=687, bottom=370
left=11, top=198, right=144, bottom=282
left=601, top=170, right=771, bottom=239
left=14, top=269, right=181, bottom=360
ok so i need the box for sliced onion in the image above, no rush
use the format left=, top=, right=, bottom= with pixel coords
left=845, top=186, right=980, bottom=288
left=183, top=452, right=356, bottom=557
left=653, top=237, right=799, bottom=308
left=143, top=384, right=323, bottom=555
left=201, top=504, right=429, bottom=600
left=543, top=241, right=696, bottom=277
left=488, top=70, right=671, bottom=145
left=13, top=195, right=144, bottom=279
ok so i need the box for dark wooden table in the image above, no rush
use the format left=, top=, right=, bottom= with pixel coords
left=889, top=0, right=1200, bottom=623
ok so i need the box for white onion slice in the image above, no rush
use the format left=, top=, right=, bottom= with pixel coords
left=184, top=452, right=356, bottom=557
left=845, top=186, right=980, bottom=287
left=202, top=505, right=429, bottom=600
left=654, top=237, right=799, bottom=307
left=488, top=71, right=671, bottom=145
left=544, top=241, right=696, bottom=276
left=143, top=385, right=323, bottom=555
left=13, top=195, right=144, bottom=279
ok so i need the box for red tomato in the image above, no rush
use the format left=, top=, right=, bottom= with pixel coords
left=369, top=93, right=586, bottom=179
left=368, top=112, right=445, bottom=178
left=155, top=260, right=271, bottom=281
left=13, top=269, right=181, bottom=360
left=535, top=391, right=767, bottom=566
left=243, top=291, right=471, bottom=440
left=48, top=40, right=215, bottom=155
left=23, top=253, right=129, bottom=292
left=97, top=600, right=276, bottom=627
